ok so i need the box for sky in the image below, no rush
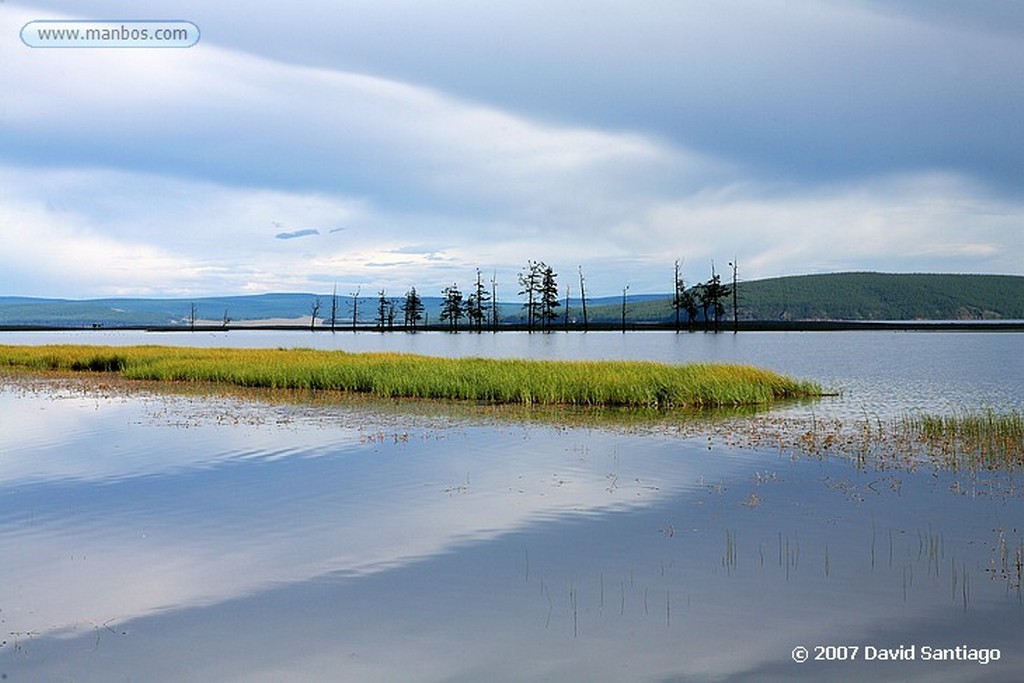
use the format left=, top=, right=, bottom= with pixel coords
left=2, top=1, right=1022, bottom=299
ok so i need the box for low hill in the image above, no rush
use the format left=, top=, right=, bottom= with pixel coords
left=582, top=273, right=1024, bottom=323
left=736, top=272, right=1024, bottom=321
left=0, top=293, right=318, bottom=328
left=1, top=273, right=1021, bottom=328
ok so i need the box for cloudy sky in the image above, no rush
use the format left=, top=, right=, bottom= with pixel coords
left=3, top=1, right=1022, bottom=298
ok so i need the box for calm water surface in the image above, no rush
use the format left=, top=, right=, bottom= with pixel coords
left=1, top=331, right=1022, bottom=681
left=2, top=328, right=1021, bottom=416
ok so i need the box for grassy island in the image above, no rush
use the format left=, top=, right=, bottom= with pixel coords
left=0, top=344, right=822, bottom=409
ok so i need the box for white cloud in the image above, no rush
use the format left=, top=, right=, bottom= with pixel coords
left=0, top=165, right=372, bottom=295
left=628, top=172, right=1024, bottom=285
left=2, top=4, right=1022, bottom=299
left=3, top=160, right=1022, bottom=298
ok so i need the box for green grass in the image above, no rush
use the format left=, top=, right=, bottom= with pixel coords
left=899, top=409, right=1024, bottom=469
left=0, top=344, right=822, bottom=409
left=741, top=409, right=1024, bottom=476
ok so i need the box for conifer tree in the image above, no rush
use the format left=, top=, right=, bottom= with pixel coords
left=402, top=287, right=424, bottom=330
left=680, top=287, right=699, bottom=330
left=377, top=289, right=389, bottom=331
left=466, top=269, right=490, bottom=332
left=700, top=263, right=732, bottom=331
left=539, top=264, right=560, bottom=331
left=518, top=260, right=542, bottom=331
left=440, top=283, right=464, bottom=332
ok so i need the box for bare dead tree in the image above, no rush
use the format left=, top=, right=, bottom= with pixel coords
left=330, top=284, right=339, bottom=333
left=578, top=265, right=589, bottom=332
left=621, top=285, right=629, bottom=333
left=729, top=259, right=740, bottom=333
left=564, top=284, right=570, bottom=331
left=309, top=296, right=322, bottom=332
left=490, top=271, right=499, bottom=332
left=673, top=259, right=684, bottom=333
left=350, top=286, right=360, bottom=332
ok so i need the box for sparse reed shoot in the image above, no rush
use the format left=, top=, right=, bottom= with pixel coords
left=899, top=410, right=1024, bottom=470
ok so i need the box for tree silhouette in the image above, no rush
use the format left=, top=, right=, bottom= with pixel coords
left=563, top=284, right=570, bottom=331
left=402, top=287, right=424, bottom=330
left=440, top=283, right=464, bottom=332
left=330, top=285, right=339, bottom=333
left=466, top=269, right=490, bottom=332
left=693, top=282, right=710, bottom=328
left=490, top=272, right=499, bottom=332
left=377, top=289, right=390, bottom=331
left=700, top=263, right=732, bottom=331
left=621, top=285, right=629, bottom=333
left=698, top=280, right=714, bottom=329
left=349, top=286, right=360, bottom=332
left=680, top=286, right=699, bottom=330
left=578, top=265, right=589, bottom=332
left=728, top=259, right=740, bottom=333
left=539, top=264, right=560, bottom=332
left=672, top=259, right=685, bottom=333
left=309, top=297, right=322, bottom=332
left=518, top=260, right=542, bottom=331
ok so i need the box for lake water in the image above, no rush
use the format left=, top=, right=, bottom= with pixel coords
left=2, top=330, right=1022, bottom=681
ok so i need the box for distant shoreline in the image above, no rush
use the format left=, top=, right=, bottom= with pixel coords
left=2, top=320, right=1023, bottom=333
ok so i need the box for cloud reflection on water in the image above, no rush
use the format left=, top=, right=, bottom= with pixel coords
left=1, top=383, right=739, bottom=641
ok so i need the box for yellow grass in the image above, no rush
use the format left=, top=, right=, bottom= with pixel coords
left=0, top=344, right=823, bottom=409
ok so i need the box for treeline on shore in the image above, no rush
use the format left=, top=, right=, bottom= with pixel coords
left=234, top=269, right=1024, bottom=333
left=2, top=271, right=1022, bottom=330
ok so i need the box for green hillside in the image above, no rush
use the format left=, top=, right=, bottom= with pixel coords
left=588, top=273, right=1024, bottom=323
left=737, top=272, right=1024, bottom=321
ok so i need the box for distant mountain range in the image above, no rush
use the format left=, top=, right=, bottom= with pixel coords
left=1, top=273, right=1022, bottom=328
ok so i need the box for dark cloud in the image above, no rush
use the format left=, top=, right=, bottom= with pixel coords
left=67, top=0, right=1009, bottom=197
left=274, top=229, right=320, bottom=240
left=14, top=2, right=1022, bottom=201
